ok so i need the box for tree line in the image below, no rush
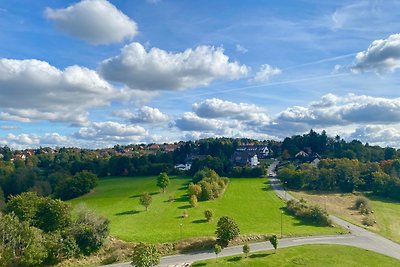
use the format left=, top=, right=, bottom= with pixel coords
left=277, top=158, right=400, bottom=200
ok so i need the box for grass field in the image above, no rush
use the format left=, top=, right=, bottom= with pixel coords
left=191, top=244, right=399, bottom=266
left=290, top=191, right=400, bottom=243
left=71, top=176, right=343, bottom=243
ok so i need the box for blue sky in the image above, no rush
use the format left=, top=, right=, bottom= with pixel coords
left=1, top=0, right=400, bottom=148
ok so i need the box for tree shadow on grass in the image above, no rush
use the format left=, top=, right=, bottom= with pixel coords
left=178, top=204, right=192, bottom=210
left=249, top=253, right=270, bottom=258
left=115, top=210, right=140, bottom=216
left=129, top=191, right=159, bottom=198
left=174, top=195, right=189, bottom=203
left=227, top=256, right=242, bottom=262
left=191, top=263, right=207, bottom=267
left=192, top=219, right=207, bottom=224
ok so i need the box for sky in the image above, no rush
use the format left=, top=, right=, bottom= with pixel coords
left=1, top=0, right=400, bottom=149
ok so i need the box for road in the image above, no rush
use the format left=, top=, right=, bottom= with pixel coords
left=103, top=160, right=400, bottom=266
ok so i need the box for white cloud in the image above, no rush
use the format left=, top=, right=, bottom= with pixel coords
left=351, top=33, right=400, bottom=74
left=75, top=121, right=147, bottom=142
left=173, top=112, right=237, bottom=134
left=270, top=93, right=400, bottom=139
left=44, top=0, right=138, bottom=44
left=99, top=42, right=249, bottom=91
left=350, top=125, right=400, bottom=147
left=192, top=98, right=270, bottom=125
left=0, top=58, right=126, bottom=125
left=236, top=44, right=248, bottom=53
left=251, top=64, right=281, bottom=83
left=1, top=132, right=73, bottom=149
left=116, top=106, right=169, bottom=123
left=0, top=125, right=18, bottom=130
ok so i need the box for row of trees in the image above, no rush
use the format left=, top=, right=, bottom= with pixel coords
left=0, top=192, right=109, bottom=266
left=277, top=158, right=400, bottom=200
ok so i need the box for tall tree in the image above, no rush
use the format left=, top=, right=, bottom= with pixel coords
left=156, top=172, right=170, bottom=193
left=215, top=216, right=240, bottom=248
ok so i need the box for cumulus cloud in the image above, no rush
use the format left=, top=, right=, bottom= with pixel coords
left=44, top=0, right=137, bottom=44
left=350, top=125, right=400, bottom=147
left=75, top=121, right=147, bottom=142
left=192, top=98, right=270, bottom=125
left=99, top=42, right=249, bottom=91
left=1, top=133, right=72, bottom=149
left=272, top=93, right=400, bottom=138
left=250, top=64, right=281, bottom=83
left=114, top=106, right=169, bottom=123
left=351, top=33, right=400, bottom=74
left=0, top=58, right=127, bottom=125
left=173, top=112, right=240, bottom=135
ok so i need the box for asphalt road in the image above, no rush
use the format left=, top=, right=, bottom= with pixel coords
left=103, top=160, right=400, bottom=266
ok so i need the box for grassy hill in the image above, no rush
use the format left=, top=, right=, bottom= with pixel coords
left=290, top=191, right=400, bottom=243
left=191, top=244, right=399, bottom=266
left=71, top=176, right=342, bottom=243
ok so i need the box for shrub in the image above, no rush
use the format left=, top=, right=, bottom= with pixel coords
left=354, top=196, right=369, bottom=210
left=362, top=216, right=375, bottom=226
left=286, top=199, right=331, bottom=226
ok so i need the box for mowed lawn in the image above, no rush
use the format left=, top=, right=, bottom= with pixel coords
left=191, top=244, right=399, bottom=267
left=290, top=191, right=400, bottom=243
left=70, top=176, right=342, bottom=243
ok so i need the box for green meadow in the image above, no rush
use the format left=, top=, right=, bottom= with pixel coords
left=191, top=244, right=399, bottom=267
left=71, top=176, right=342, bottom=243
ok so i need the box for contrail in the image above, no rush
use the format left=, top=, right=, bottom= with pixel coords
left=282, top=52, right=357, bottom=70
left=167, top=72, right=352, bottom=100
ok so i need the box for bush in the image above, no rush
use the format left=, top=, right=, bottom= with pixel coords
left=286, top=199, right=331, bottom=226
left=362, top=216, right=375, bottom=226
left=188, top=183, right=202, bottom=198
left=354, top=196, right=372, bottom=215
left=354, top=196, right=369, bottom=210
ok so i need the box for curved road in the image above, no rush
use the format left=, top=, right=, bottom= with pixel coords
left=104, top=161, right=400, bottom=266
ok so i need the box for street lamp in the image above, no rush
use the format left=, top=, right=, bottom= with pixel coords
left=180, top=223, right=183, bottom=240
left=280, top=211, right=283, bottom=238
left=284, top=181, right=287, bottom=201
left=324, top=196, right=327, bottom=211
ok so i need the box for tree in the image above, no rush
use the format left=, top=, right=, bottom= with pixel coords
left=215, top=216, right=240, bottom=248
left=189, top=194, right=198, bottom=207
left=131, top=242, right=160, bottom=267
left=72, top=205, right=109, bottom=255
left=243, top=244, right=250, bottom=258
left=156, top=172, right=170, bottom=193
left=188, top=183, right=202, bottom=198
left=269, top=234, right=278, bottom=254
left=140, top=192, right=152, bottom=211
left=204, top=209, right=213, bottom=222
left=213, top=244, right=221, bottom=261
left=35, top=198, right=71, bottom=232
left=0, top=213, right=47, bottom=266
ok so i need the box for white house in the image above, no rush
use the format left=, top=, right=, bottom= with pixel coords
left=174, top=163, right=191, bottom=171
left=250, top=154, right=259, bottom=167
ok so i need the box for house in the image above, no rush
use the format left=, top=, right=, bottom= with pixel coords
left=174, top=163, right=191, bottom=171
left=295, top=150, right=309, bottom=158
left=250, top=154, right=259, bottom=167
left=148, top=144, right=160, bottom=150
